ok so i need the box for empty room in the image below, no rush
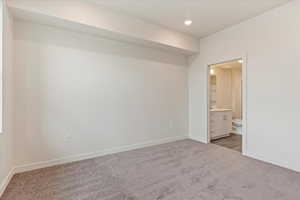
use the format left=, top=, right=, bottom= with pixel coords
left=0, top=0, right=300, bottom=199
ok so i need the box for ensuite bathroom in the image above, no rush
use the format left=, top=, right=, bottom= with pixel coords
left=209, top=59, right=243, bottom=152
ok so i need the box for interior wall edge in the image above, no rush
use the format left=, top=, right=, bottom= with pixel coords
left=0, top=0, right=15, bottom=197
left=8, top=0, right=199, bottom=55
left=0, top=168, right=14, bottom=198
left=13, top=135, right=188, bottom=174
left=188, top=0, right=300, bottom=172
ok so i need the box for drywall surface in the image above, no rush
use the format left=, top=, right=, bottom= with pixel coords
left=231, top=68, right=242, bottom=120
left=13, top=20, right=188, bottom=166
left=0, top=0, right=15, bottom=195
left=8, top=0, right=199, bottom=54
left=189, top=0, right=300, bottom=171
left=215, top=68, right=232, bottom=109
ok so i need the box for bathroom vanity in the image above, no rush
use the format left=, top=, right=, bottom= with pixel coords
left=210, top=109, right=232, bottom=140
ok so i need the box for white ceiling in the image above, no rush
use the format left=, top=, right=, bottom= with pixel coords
left=88, top=0, right=291, bottom=38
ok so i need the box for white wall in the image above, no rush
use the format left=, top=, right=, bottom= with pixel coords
left=8, top=0, right=199, bottom=54
left=0, top=0, right=15, bottom=195
left=189, top=0, right=300, bottom=172
left=13, top=20, right=188, bottom=167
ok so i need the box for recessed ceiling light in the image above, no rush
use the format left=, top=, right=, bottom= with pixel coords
left=238, top=59, right=243, bottom=63
left=184, top=20, right=192, bottom=26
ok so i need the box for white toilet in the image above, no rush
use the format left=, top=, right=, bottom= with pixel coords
left=232, top=119, right=242, bottom=135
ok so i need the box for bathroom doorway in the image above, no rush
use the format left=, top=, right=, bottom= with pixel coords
left=207, top=58, right=246, bottom=153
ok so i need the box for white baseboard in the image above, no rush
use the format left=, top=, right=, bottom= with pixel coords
left=1, top=135, right=187, bottom=198
left=0, top=168, right=15, bottom=197
left=246, top=152, right=300, bottom=173
left=14, top=135, right=188, bottom=174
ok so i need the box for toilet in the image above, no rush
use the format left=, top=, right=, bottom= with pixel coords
left=232, top=119, right=242, bottom=135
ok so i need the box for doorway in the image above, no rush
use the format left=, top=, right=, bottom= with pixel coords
left=207, top=58, right=246, bottom=153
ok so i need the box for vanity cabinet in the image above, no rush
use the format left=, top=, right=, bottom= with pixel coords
left=210, top=110, right=232, bottom=140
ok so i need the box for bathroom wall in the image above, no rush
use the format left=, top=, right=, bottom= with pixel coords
left=215, top=68, right=232, bottom=109
left=210, top=66, right=242, bottom=119
left=231, top=68, right=242, bottom=119
left=209, top=75, right=216, bottom=108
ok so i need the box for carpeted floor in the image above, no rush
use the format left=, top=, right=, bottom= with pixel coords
left=1, top=139, right=300, bottom=200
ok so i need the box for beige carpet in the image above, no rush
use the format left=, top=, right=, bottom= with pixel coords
left=1, top=139, right=300, bottom=200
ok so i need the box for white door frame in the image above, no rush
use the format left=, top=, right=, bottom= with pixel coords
left=206, top=55, right=248, bottom=155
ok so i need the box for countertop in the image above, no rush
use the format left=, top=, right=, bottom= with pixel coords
left=210, top=108, right=232, bottom=112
